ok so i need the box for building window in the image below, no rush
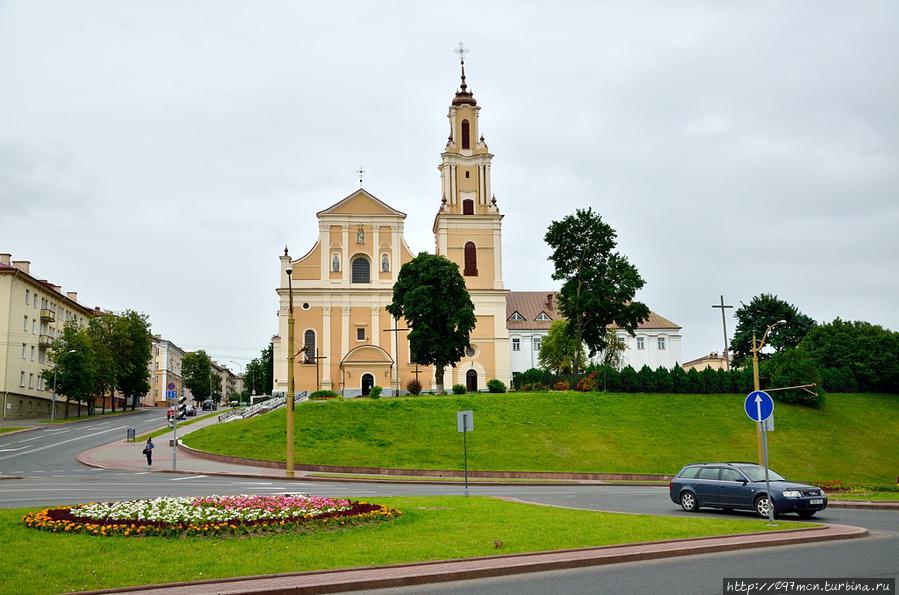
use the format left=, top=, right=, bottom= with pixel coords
left=509, top=311, right=524, bottom=321
left=303, top=330, right=316, bottom=364
left=636, top=337, right=645, bottom=350
left=32, top=319, right=36, bottom=333
left=463, top=242, right=477, bottom=276
left=24, top=316, right=28, bottom=331
left=536, top=312, right=551, bottom=321
left=19, top=371, right=25, bottom=387
left=658, top=337, right=666, bottom=350
left=25, top=289, right=30, bottom=305
left=30, top=346, right=35, bottom=361
left=33, top=293, right=38, bottom=307
left=512, top=338, right=520, bottom=352
left=351, top=256, right=370, bottom=283
left=462, top=199, right=474, bottom=215
left=356, top=327, right=365, bottom=341
left=461, top=119, right=471, bottom=149
left=533, top=337, right=542, bottom=352
left=22, top=343, right=26, bottom=359
left=381, top=254, right=390, bottom=272
left=465, top=170, right=470, bottom=178
left=28, top=373, right=34, bottom=389
left=331, top=253, right=341, bottom=272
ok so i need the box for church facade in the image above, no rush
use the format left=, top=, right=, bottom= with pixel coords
left=273, top=61, right=510, bottom=396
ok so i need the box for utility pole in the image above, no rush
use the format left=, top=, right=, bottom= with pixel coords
left=712, top=295, right=733, bottom=369
left=286, top=265, right=296, bottom=478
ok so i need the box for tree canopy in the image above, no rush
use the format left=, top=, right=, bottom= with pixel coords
left=386, top=253, right=476, bottom=394
left=182, top=350, right=215, bottom=401
left=42, top=322, right=97, bottom=417
left=544, top=208, right=648, bottom=373
left=729, top=293, right=816, bottom=366
left=538, top=320, right=586, bottom=374
left=244, top=344, right=274, bottom=397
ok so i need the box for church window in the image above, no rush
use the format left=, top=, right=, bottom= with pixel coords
left=463, top=199, right=474, bottom=215
left=381, top=254, right=390, bottom=272
left=303, top=330, right=315, bottom=363
left=658, top=337, right=666, bottom=350
left=463, top=242, right=477, bottom=276
left=351, top=256, right=370, bottom=283
left=512, top=338, right=520, bottom=351
left=509, top=311, right=524, bottom=321
left=465, top=170, right=470, bottom=178
left=636, top=337, right=645, bottom=350
left=461, top=120, right=470, bottom=149
left=356, top=327, right=366, bottom=341
left=536, top=312, right=551, bottom=321
left=331, top=254, right=341, bottom=272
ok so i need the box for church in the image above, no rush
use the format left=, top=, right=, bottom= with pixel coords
left=273, top=57, right=510, bottom=396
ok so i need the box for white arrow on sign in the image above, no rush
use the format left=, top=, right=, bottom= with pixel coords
left=755, top=395, right=763, bottom=423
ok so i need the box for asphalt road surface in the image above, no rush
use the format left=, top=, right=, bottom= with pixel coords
left=1, top=415, right=895, bottom=594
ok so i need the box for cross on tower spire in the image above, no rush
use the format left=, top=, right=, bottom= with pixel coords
left=356, top=166, right=366, bottom=187
left=451, top=42, right=476, bottom=106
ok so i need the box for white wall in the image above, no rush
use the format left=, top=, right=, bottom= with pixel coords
left=616, top=329, right=682, bottom=371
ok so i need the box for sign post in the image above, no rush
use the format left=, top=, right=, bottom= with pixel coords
left=744, top=390, right=775, bottom=523
left=457, top=410, right=473, bottom=497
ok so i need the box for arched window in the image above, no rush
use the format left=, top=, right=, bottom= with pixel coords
left=462, top=199, right=474, bottom=215
left=381, top=254, right=390, bottom=272
left=461, top=119, right=470, bottom=149
left=331, top=253, right=340, bottom=272
left=303, top=330, right=315, bottom=364
left=351, top=256, right=370, bottom=283
left=463, top=242, right=477, bottom=276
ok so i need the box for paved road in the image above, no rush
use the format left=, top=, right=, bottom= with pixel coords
left=1, top=417, right=895, bottom=594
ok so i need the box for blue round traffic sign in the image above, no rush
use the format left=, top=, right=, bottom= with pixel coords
left=744, top=390, right=774, bottom=422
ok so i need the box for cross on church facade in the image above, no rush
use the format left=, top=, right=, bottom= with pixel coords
left=712, top=295, right=734, bottom=368
left=383, top=318, right=409, bottom=394
left=300, top=347, right=327, bottom=392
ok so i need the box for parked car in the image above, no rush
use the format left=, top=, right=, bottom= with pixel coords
left=201, top=399, right=218, bottom=411
left=669, top=462, right=828, bottom=518
left=185, top=405, right=197, bottom=417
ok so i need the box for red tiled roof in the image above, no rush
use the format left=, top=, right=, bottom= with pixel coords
left=506, top=291, right=680, bottom=330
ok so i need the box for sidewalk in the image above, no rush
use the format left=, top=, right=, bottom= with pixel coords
left=83, top=523, right=868, bottom=595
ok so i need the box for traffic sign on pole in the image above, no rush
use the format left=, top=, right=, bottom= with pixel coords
left=167, top=382, right=175, bottom=391
left=744, top=390, right=774, bottom=422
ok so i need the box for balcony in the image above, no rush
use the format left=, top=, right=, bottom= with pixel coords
left=40, top=308, right=55, bottom=322
left=38, top=334, right=53, bottom=348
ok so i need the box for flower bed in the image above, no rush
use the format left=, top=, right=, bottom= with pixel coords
left=23, top=494, right=399, bottom=537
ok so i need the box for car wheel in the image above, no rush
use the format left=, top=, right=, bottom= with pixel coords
left=797, top=511, right=816, bottom=519
left=755, top=495, right=774, bottom=518
left=680, top=491, right=699, bottom=512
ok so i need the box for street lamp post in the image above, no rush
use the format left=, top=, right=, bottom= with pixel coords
left=285, top=267, right=296, bottom=478
left=750, top=320, right=786, bottom=464
left=51, top=349, right=76, bottom=422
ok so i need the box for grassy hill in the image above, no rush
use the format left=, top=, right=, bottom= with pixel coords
left=183, top=392, right=899, bottom=484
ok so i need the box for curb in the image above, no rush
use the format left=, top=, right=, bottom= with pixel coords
left=829, top=500, right=899, bottom=511
left=80, top=523, right=867, bottom=595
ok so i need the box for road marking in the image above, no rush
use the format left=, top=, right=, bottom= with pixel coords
left=16, top=436, right=42, bottom=443
left=239, top=482, right=274, bottom=486
left=0, top=447, right=29, bottom=452
left=0, top=424, right=131, bottom=462
left=169, top=475, right=208, bottom=481
left=135, top=472, right=150, bottom=475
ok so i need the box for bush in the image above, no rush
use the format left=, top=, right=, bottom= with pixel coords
left=618, top=366, right=639, bottom=392
left=514, top=368, right=553, bottom=390
left=654, top=366, right=673, bottom=392
left=763, top=349, right=824, bottom=408
left=486, top=378, right=506, bottom=393
left=406, top=378, right=422, bottom=395
left=452, top=384, right=467, bottom=395
left=575, top=372, right=597, bottom=392
left=637, top=365, right=656, bottom=392
left=309, top=390, right=339, bottom=400
left=369, top=386, right=383, bottom=399
left=553, top=380, right=571, bottom=391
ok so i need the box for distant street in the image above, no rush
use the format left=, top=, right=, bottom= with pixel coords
left=1, top=417, right=896, bottom=594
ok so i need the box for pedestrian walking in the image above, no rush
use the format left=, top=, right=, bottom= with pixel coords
left=142, top=437, right=154, bottom=466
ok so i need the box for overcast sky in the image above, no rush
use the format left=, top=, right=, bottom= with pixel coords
left=2, top=1, right=897, bottom=369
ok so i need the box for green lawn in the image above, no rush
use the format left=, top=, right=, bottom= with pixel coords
left=184, top=392, right=899, bottom=484
left=0, top=427, right=26, bottom=435
left=829, top=491, right=899, bottom=502
left=0, top=496, right=811, bottom=595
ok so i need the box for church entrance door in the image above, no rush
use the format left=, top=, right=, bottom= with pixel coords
left=466, top=369, right=478, bottom=392
left=361, top=374, right=374, bottom=396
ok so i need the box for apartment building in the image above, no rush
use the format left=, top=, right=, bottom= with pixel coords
left=0, top=254, right=97, bottom=420
left=145, top=336, right=185, bottom=407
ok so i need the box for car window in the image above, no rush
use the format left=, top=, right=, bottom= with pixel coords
left=679, top=466, right=700, bottom=479
left=696, top=467, right=720, bottom=480
left=720, top=468, right=744, bottom=482
left=734, top=464, right=787, bottom=482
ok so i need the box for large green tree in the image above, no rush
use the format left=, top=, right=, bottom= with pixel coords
left=86, top=315, right=118, bottom=414
left=114, top=310, right=153, bottom=410
left=182, top=350, right=215, bottom=401
left=798, top=318, right=899, bottom=393
left=387, top=253, right=476, bottom=394
left=538, top=320, right=586, bottom=374
left=544, top=208, right=649, bottom=373
left=729, top=294, right=816, bottom=366
left=42, top=323, right=96, bottom=418
left=244, top=344, right=274, bottom=396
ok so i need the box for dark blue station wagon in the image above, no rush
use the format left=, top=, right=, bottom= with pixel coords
left=669, top=462, right=828, bottom=518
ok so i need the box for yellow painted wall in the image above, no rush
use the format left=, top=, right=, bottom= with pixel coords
left=294, top=242, right=321, bottom=280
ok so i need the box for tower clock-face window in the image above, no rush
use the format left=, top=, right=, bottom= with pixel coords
left=463, top=242, right=477, bottom=276
left=351, top=256, right=370, bottom=283
left=462, top=199, right=474, bottom=215
left=461, top=119, right=470, bottom=149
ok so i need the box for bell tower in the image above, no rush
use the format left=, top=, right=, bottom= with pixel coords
left=433, top=44, right=510, bottom=389
left=433, top=44, right=504, bottom=291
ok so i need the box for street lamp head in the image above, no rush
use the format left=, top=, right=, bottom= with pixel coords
left=285, top=268, right=292, bottom=276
